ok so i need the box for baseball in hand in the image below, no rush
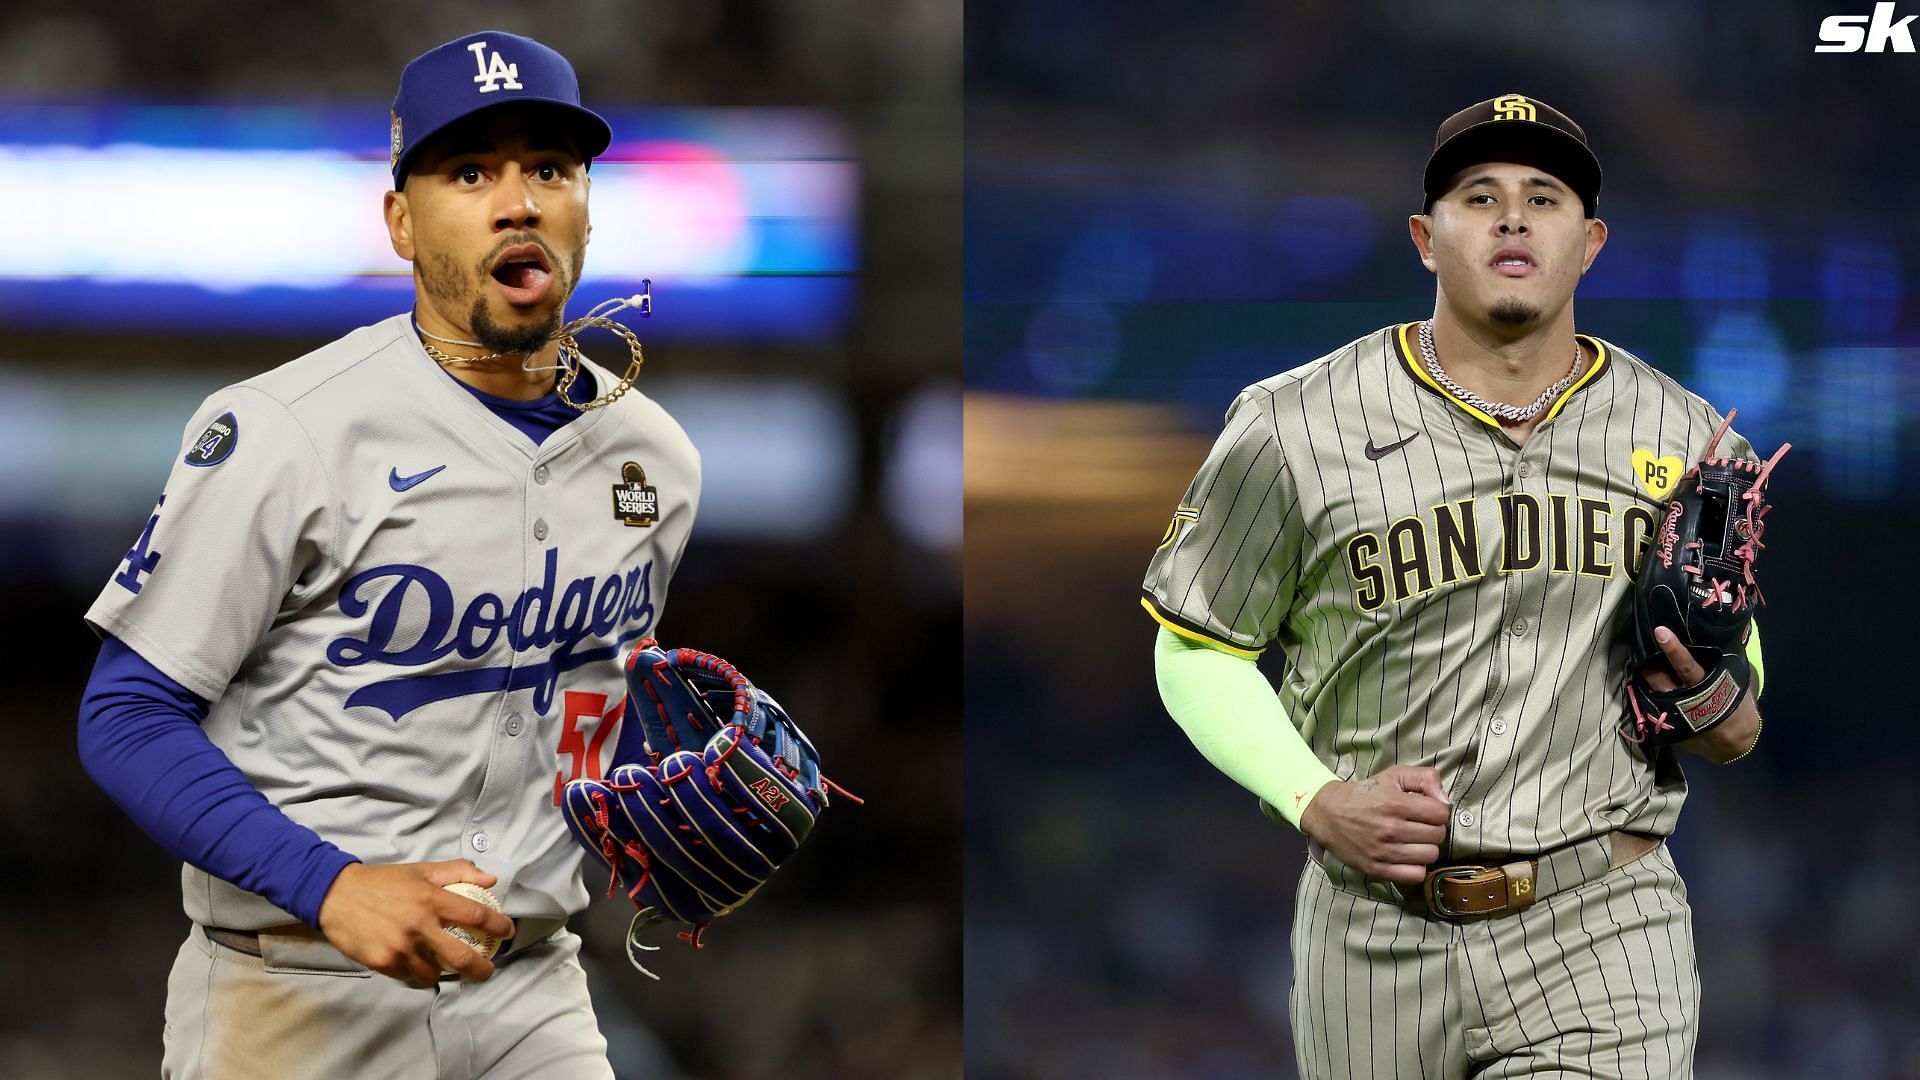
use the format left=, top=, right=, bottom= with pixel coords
left=441, top=882, right=505, bottom=964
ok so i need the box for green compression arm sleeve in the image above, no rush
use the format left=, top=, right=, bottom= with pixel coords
left=1152, top=626, right=1338, bottom=829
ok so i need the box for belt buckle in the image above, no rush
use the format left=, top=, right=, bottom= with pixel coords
left=1422, top=864, right=1506, bottom=922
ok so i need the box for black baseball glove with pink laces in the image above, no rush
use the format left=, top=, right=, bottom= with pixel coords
left=1623, top=410, right=1788, bottom=750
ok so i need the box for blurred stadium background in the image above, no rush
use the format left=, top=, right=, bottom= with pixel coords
left=0, top=2, right=957, bottom=1078
left=966, top=2, right=1920, bottom=1078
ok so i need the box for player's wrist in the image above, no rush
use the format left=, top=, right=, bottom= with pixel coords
left=314, top=859, right=368, bottom=928
left=1723, top=711, right=1763, bottom=762
left=1294, top=778, right=1346, bottom=840
left=289, top=849, right=363, bottom=929
left=1682, top=704, right=1762, bottom=764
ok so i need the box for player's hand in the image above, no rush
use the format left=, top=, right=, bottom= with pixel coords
left=315, top=860, right=516, bottom=987
left=1299, top=764, right=1451, bottom=886
left=1640, top=625, right=1762, bottom=763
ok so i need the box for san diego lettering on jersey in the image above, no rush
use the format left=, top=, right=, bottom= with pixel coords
left=1344, top=492, right=1658, bottom=611
left=327, top=546, right=657, bottom=720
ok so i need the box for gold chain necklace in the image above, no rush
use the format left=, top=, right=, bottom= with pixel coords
left=415, top=284, right=652, bottom=413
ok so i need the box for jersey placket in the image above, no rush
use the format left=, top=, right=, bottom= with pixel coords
left=459, top=456, right=557, bottom=889
left=1450, top=427, right=1540, bottom=853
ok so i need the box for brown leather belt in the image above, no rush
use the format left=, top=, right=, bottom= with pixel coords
left=1312, top=830, right=1661, bottom=923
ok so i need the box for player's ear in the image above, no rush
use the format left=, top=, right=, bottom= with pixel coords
left=384, top=189, right=416, bottom=262
left=1408, top=214, right=1437, bottom=273
left=1581, top=217, right=1608, bottom=275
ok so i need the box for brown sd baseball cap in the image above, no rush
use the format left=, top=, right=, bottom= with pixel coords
left=1422, top=94, right=1601, bottom=216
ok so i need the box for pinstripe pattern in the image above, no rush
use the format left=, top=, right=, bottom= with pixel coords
left=1292, top=845, right=1698, bottom=1079
left=1143, top=324, right=1754, bottom=853
left=1146, top=323, right=1740, bottom=1076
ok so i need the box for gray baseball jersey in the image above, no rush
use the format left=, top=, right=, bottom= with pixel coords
left=86, top=312, right=699, bottom=932
left=1144, top=322, right=1755, bottom=1077
left=1142, top=322, right=1756, bottom=856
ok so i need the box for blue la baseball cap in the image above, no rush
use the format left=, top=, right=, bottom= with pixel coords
left=390, top=31, right=613, bottom=189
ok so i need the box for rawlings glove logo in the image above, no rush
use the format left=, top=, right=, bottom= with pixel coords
left=1655, top=502, right=1684, bottom=569
left=1680, top=671, right=1741, bottom=728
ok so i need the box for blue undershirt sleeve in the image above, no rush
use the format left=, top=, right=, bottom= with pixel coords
left=76, top=635, right=359, bottom=927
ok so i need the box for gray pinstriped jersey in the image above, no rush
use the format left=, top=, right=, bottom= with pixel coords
left=86, top=313, right=700, bottom=930
left=1143, top=323, right=1755, bottom=856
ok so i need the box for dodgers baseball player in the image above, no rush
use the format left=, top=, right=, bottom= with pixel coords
left=1143, top=95, right=1767, bottom=1077
left=78, top=32, right=688, bottom=1078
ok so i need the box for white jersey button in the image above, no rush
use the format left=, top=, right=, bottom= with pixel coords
left=534, top=465, right=550, bottom=485
left=1491, top=719, right=1508, bottom=736
left=506, top=714, right=524, bottom=736
left=1456, top=810, right=1475, bottom=828
left=1510, top=618, right=1528, bottom=637
left=533, top=518, right=549, bottom=541
left=471, top=832, right=491, bottom=853
left=1517, top=461, right=1532, bottom=478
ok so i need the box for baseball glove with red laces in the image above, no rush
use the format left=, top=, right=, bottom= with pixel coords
left=1623, top=409, right=1788, bottom=749
left=561, top=640, right=858, bottom=977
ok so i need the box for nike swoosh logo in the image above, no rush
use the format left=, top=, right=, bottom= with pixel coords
left=389, top=465, right=447, bottom=492
left=1364, top=432, right=1422, bottom=460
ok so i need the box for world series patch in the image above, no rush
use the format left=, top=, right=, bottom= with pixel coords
left=611, top=461, right=659, bottom=527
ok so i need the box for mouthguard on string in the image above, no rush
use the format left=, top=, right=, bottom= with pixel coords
left=416, top=278, right=653, bottom=412
left=550, top=279, right=653, bottom=412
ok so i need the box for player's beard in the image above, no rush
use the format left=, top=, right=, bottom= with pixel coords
left=471, top=296, right=563, bottom=356
left=1489, top=296, right=1541, bottom=326
left=418, top=244, right=586, bottom=356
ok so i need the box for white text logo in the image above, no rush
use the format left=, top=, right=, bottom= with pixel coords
left=467, top=41, right=524, bottom=92
left=1817, top=2, right=1917, bottom=51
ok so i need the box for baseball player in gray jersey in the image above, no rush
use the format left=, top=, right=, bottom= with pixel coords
left=78, top=32, right=686, bottom=1077
left=1143, top=95, right=1770, bottom=1078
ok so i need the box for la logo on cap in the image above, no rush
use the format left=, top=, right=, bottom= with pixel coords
left=467, top=40, right=523, bottom=94
left=1493, top=94, right=1536, bottom=122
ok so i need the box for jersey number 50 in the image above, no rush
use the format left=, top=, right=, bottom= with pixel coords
left=552, top=690, right=624, bottom=805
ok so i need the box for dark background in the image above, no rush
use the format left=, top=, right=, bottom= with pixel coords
left=966, top=2, right=1920, bottom=1077
left=0, top=2, right=959, bottom=1078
